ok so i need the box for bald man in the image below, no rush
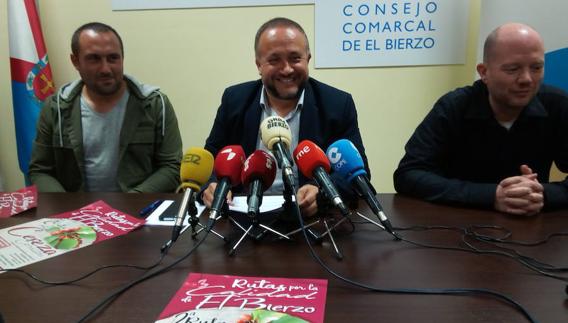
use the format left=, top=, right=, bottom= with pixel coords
left=202, top=17, right=368, bottom=217
left=394, top=23, right=568, bottom=215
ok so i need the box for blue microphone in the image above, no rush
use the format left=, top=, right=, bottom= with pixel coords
left=326, top=139, right=396, bottom=236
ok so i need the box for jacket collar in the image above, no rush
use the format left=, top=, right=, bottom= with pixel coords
left=56, top=74, right=159, bottom=109
left=465, top=79, right=549, bottom=120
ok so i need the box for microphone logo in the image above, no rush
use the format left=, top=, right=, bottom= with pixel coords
left=183, top=153, right=201, bottom=165
left=265, top=155, right=274, bottom=169
left=266, top=117, right=290, bottom=130
left=294, top=145, right=310, bottom=160
left=220, top=147, right=237, bottom=160
left=327, top=147, right=347, bottom=169
left=327, top=147, right=342, bottom=164
left=243, top=157, right=250, bottom=172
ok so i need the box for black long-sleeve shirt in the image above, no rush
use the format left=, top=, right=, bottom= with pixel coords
left=394, top=80, right=568, bottom=210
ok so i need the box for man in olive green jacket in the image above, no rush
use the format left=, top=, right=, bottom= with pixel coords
left=29, top=22, right=182, bottom=192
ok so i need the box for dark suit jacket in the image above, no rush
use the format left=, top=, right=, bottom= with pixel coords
left=204, top=77, right=369, bottom=199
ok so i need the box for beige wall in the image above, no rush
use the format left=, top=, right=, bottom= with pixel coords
left=0, top=0, right=483, bottom=192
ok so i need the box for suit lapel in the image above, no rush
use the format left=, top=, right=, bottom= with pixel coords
left=242, top=86, right=263, bottom=155
left=299, top=82, right=317, bottom=142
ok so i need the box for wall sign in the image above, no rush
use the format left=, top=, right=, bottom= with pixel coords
left=112, top=0, right=314, bottom=10
left=314, top=0, right=470, bottom=68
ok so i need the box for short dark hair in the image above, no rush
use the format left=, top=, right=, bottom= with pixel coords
left=254, top=17, right=310, bottom=58
left=71, top=22, right=124, bottom=56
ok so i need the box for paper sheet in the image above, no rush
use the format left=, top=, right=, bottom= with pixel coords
left=144, top=195, right=286, bottom=226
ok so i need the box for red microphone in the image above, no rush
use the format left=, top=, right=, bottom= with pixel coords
left=293, top=140, right=350, bottom=216
left=241, top=150, right=277, bottom=216
left=209, top=145, right=245, bottom=221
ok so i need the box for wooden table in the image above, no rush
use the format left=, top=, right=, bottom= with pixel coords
left=0, top=193, right=567, bottom=323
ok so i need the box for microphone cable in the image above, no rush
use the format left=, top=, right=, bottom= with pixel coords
left=1, top=251, right=167, bottom=285
left=353, top=214, right=568, bottom=281
left=75, top=229, right=211, bottom=323
left=290, top=200, right=538, bottom=323
left=0, top=235, right=173, bottom=286
left=383, top=221, right=568, bottom=282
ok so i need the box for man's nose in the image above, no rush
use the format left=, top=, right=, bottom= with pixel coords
left=517, top=68, right=532, bottom=84
left=100, top=59, right=112, bottom=73
left=281, top=60, right=294, bottom=74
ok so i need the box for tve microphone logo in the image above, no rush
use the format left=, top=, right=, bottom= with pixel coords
left=295, top=145, right=311, bottom=160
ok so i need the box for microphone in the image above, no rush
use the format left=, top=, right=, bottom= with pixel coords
left=259, top=116, right=295, bottom=189
left=326, top=139, right=396, bottom=236
left=293, top=140, right=351, bottom=217
left=241, top=150, right=277, bottom=217
left=208, top=145, right=245, bottom=225
left=171, top=147, right=214, bottom=242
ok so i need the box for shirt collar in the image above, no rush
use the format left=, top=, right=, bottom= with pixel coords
left=465, top=80, right=548, bottom=120
left=259, top=86, right=305, bottom=119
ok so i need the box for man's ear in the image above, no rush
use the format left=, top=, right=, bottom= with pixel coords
left=70, top=53, right=79, bottom=70
left=476, top=63, right=488, bottom=83
left=255, top=59, right=262, bottom=75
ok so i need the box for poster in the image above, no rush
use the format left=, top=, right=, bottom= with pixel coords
left=156, top=273, right=328, bottom=323
left=0, top=200, right=144, bottom=270
left=0, top=186, right=37, bottom=218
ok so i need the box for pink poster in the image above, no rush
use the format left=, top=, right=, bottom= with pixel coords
left=0, top=185, right=37, bottom=218
left=156, top=273, right=328, bottom=323
left=0, top=200, right=144, bottom=270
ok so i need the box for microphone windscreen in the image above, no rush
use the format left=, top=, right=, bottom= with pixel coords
left=260, top=116, right=292, bottom=150
left=326, top=139, right=367, bottom=182
left=241, top=150, right=277, bottom=189
left=214, top=145, right=245, bottom=186
left=180, top=147, right=214, bottom=191
left=293, top=140, right=331, bottom=179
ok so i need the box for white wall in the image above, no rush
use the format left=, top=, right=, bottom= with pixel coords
left=0, top=0, right=482, bottom=192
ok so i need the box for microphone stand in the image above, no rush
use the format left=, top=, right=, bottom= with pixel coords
left=160, top=194, right=228, bottom=253
left=228, top=205, right=290, bottom=256
left=228, top=174, right=291, bottom=255
left=276, top=168, right=345, bottom=259
left=279, top=166, right=319, bottom=241
left=281, top=175, right=296, bottom=221
left=283, top=193, right=346, bottom=260
left=186, top=194, right=228, bottom=242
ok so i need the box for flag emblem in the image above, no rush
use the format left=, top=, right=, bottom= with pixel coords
left=26, top=54, right=54, bottom=103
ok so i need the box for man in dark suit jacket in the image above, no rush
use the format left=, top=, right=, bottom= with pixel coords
left=202, top=17, right=368, bottom=216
